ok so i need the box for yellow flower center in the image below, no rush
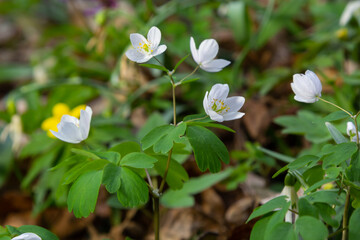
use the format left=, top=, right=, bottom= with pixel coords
left=211, top=98, right=230, bottom=114
left=41, top=103, right=86, bottom=138
left=138, top=41, right=153, bottom=54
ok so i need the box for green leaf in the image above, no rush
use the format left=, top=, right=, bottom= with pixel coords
left=102, top=163, right=121, bottom=193
left=110, top=141, right=141, bottom=157
left=183, top=113, right=210, bottom=122
left=186, top=125, right=229, bottom=173
left=304, top=178, right=336, bottom=194
left=153, top=155, right=189, bottom=190
left=17, top=225, right=59, bottom=240
left=161, top=169, right=232, bottom=208
left=288, top=155, right=319, bottom=170
left=305, top=190, right=343, bottom=205
left=274, top=110, right=330, bottom=143
left=140, top=125, right=173, bottom=150
left=179, top=77, right=199, bottom=85
left=314, top=203, right=339, bottom=228
left=67, top=170, right=103, bottom=218
left=272, top=165, right=288, bottom=178
left=325, top=122, right=347, bottom=144
left=267, top=223, right=297, bottom=240
left=295, top=216, right=328, bottom=240
left=19, top=132, right=55, bottom=158
left=63, top=159, right=108, bottom=185
left=264, top=201, right=291, bottom=240
left=250, top=215, right=271, bottom=240
left=349, top=208, right=360, bottom=240
left=186, top=121, right=235, bottom=133
left=120, top=152, right=157, bottom=169
left=117, top=167, right=149, bottom=207
left=246, top=196, right=288, bottom=223
left=153, top=123, right=187, bottom=153
left=347, top=150, right=360, bottom=182
left=173, top=54, right=189, bottom=72
left=298, top=198, right=318, bottom=218
left=258, top=146, right=295, bottom=163
left=227, top=1, right=250, bottom=45
left=71, top=148, right=101, bottom=160
left=323, top=111, right=349, bottom=122
left=139, top=63, right=168, bottom=72
left=321, top=142, right=357, bottom=168
left=71, top=149, right=120, bottom=165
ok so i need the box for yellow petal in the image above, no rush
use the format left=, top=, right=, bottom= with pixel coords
left=52, top=103, right=70, bottom=117
left=41, top=117, right=59, bottom=131
left=70, top=104, right=86, bottom=118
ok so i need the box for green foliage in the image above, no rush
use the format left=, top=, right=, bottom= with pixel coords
left=321, top=142, right=357, bottom=168
left=120, top=152, right=158, bottom=168
left=295, top=216, right=328, bottom=240
left=349, top=208, right=360, bottom=240
left=186, top=125, right=229, bottom=173
left=141, top=122, right=187, bottom=154
left=246, top=196, right=288, bottom=223
left=102, top=163, right=122, bottom=193
left=267, top=223, right=297, bottom=240
left=161, top=169, right=232, bottom=208
left=17, top=225, right=59, bottom=240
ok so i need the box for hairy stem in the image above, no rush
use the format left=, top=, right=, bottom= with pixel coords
left=342, top=187, right=351, bottom=240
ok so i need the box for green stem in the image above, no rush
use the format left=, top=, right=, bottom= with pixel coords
left=329, top=228, right=347, bottom=238
left=184, top=116, right=209, bottom=123
left=153, top=196, right=160, bottom=240
left=318, top=97, right=353, bottom=117
left=353, top=114, right=360, bottom=146
left=175, top=65, right=199, bottom=86
left=153, top=56, right=167, bottom=70
left=342, top=187, right=351, bottom=240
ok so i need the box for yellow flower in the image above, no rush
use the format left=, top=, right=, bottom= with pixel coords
left=41, top=103, right=86, bottom=138
left=323, top=183, right=334, bottom=190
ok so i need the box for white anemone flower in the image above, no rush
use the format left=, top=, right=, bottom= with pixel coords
left=347, top=122, right=360, bottom=142
left=203, top=84, right=245, bottom=122
left=340, top=1, right=360, bottom=26
left=291, top=70, right=322, bottom=103
left=125, top=26, right=167, bottom=63
left=190, top=37, right=231, bottom=72
left=50, top=106, right=92, bottom=144
left=281, top=185, right=298, bottom=223
left=11, top=233, right=41, bottom=240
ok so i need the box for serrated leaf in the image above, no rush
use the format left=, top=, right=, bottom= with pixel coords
left=186, top=125, right=229, bottom=173
left=139, top=63, right=168, bottom=72
left=137, top=113, right=166, bottom=140
left=153, top=123, right=187, bottom=153
left=17, top=225, right=59, bottom=240
left=117, top=167, right=149, bottom=207
left=187, top=122, right=235, bottom=133
left=110, top=141, right=141, bottom=157
left=67, top=170, right=103, bottom=218
left=153, top=155, right=189, bottom=190
left=120, top=152, right=157, bottom=168
left=141, top=125, right=173, bottom=150
left=349, top=208, right=360, bottom=240
left=295, top=216, right=328, bottom=240
left=173, top=54, right=189, bottom=72
left=325, top=122, right=347, bottom=144
left=246, top=196, right=288, bottom=223
left=102, top=163, right=121, bottom=193
left=321, top=142, right=357, bottom=168
left=161, top=169, right=232, bottom=208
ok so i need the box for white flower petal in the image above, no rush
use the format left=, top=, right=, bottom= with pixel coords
left=198, top=39, right=219, bottom=63
left=340, top=1, right=360, bottom=26
left=11, top=233, right=42, bottom=240
left=147, top=26, right=161, bottom=49
left=79, top=106, right=92, bottom=139
left=224, top=96, right=245, bottom=112
left=223, top=112, right=245, bottom=121
left=305, top=70, right=322, bottom=94
left=129, top=33, right=147, bottom=49
left=152, top=44, right=167, bottom=56
left=347, top=122, right=356, bottom=136
left=208, top=84, right=229, bottom=100
left=60, top=115, right=79, bottom=125
left=208, top=110, right=224, bottom=122
left=125, top=49, right=148, bottom=63
left=190, top=37, right=200, bottom=64
left=291, top=71, right=322, bottom=103
left=201, top=59, right=231, bottom=72
left=54, top=122, right=83, bottom=143
left=203, top=91, right=210, bottom=115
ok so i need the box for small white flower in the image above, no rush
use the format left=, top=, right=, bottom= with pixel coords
left=340, top=1, right=360, bottom=26
left=125, top=26, right=167, bottom=63
left=190, top=37, right=230, bottom=72
left=203, top=84, right=245, bottom=122
left=291, top=70, right=322, bottom=103
left=281, top=185, right=298, bottom=223
left=50, top=106, right=92, bottom=144
left=11, top=233, right=41, bottom=240
left=347, top=122, right=359, bottom=142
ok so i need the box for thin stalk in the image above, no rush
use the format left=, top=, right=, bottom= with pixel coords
left=175, top=65, right=199, bottom=86
left=329, top=228, right=346, bottom=238
left=154, top=56, right=167, bottom=70
left=353, top=115, right=359, bottom=146
left=153, top=196, right=160, bottom=240
left=342, top=187, right=351, bottom=240
left=318, top=97, right=353, bottom=117
left=145, top=169, right=154, bottom=189
left=184, top=116, right=209, bottom=123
